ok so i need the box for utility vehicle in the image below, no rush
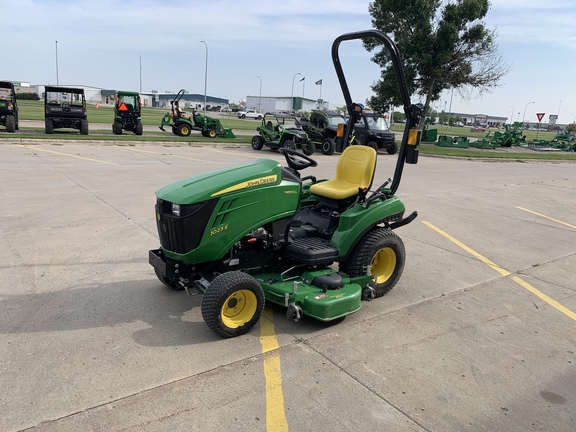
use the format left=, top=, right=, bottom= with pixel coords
left=113, top=91, right=143, bottom=135
left=299, top=109, right=346, bottom=155
left=149, top=30, right=422, bottom=338
left=353, top=111, right=397, bottom=154
left=44, top=86, right=89, bottom=135
left=251, top=113, right=314, bottom=155
left=0, top=81, right=19, bottom=132
left=159, top=89, right=235, bottom=138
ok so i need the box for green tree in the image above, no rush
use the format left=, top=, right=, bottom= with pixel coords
left=365, top=0, right=509, bottom=128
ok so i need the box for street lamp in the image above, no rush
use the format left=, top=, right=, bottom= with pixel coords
left=200, top=41, right=208, bottom=115
left=55, top=40, right=59, bottom=85
left=291, top=72, right=301, bottom=111
left=256, top=76, right=262, bottom=112
left=522, top=101, right=535, bottom=129
left=508, top=106, right=514, bottom=125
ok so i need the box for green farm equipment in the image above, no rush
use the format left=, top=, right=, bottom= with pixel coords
left=251, top=113, right=314, bottom=155
left=471, top=122, right=526, bottom=149
left=422, top=118, right=437, bottom=143
left=0, top=81, right=19, bottom=132
left=159, top=89, right=235, bottom=138
left=148, top=30, right=422, bottom=338
left=437, top=135, right=469, bottom=148
left=113, top=91, right=143, bottom=135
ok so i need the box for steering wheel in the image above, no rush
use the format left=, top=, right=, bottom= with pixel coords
left=278, top=147, right=318, bottom=171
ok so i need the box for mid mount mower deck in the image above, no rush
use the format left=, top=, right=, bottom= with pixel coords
left=149, top=30, right=423, bottom=338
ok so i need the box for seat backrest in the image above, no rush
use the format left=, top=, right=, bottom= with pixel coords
left=266, top=121, right=274, bottom=131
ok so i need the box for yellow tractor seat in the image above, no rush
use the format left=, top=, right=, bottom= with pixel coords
left=309, top=145, right=377, bottom=200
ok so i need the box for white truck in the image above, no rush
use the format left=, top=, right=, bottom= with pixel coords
left=237, top=109, right=263, bottom=120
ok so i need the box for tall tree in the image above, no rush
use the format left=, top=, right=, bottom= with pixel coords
left=365, top=0, right=509, bottom=128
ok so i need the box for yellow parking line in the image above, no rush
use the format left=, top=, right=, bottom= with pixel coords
left=259, top=307, right=289, bottom=432
left=421, top=221, right=510, bottom=276
left=516, top=206, right=576, bottom=230
left=115, top=145, right=224, bottom=164
left=19, top=145, right=118, bottom=165
left=423, top=220, right=576, bottom=322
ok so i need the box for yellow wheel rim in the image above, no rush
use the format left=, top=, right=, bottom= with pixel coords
left=181, top=126, right=189, bottom=135
left=221, top=289, right=257, bottom=328
left=370, top=247, right=396, bottom=284
left=209, top=130, right=217, bottom=138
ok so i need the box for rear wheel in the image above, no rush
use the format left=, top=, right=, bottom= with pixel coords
left=80, top=119, right=89, bottom=135
left=45, top=118, right=54, bottom=134
left=201, top=271, right=265, bottom=338
left=387, top=141, right=398, bottom=155
left=251, top=135, right=264, bottom=150
left=113, top=121, right=123, bottom=135
left=340, top=228, right=405, bottom=298
left=303, top=141, right=315, bottom=156
left=177, top=123, right=191, bottom=136
left=321, top=138, right=335, bottom=155
left=134, top=121, right=143, bottom=136
left=5, top=115, right=15, bottom=132
left=367, top=141, right=379, bottom=152
left=283, top=140, right=296, bottom=150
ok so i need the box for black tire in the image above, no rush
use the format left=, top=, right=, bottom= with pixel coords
left=201, top=130, right=209, bottom=137
left=387, top=141, right=398, bottom=155
left=177, top=123, right=191, bottom=137
left=241, top=114, right=246, bottom=119
left=340, top=228, right=405, bottom=298
left=45, top=118, right=54, bottom=134
left=251, top=135, right=264, bottom=150
left=367, top=141, right=379, bottom=152
left=80, top=119, right=89, bottom=135
left=256, top=115, right=262, bottom=120
left=303, top=141, right=315, bottom=156
left=321, top=138, right=335, bottom=155
left=201, top=271, right=265, bottom=338
left=113, top=121, right=123, bottom=135
left=5, top=115, right=16, bottom=132
left=154, top=268, right=185, bottom=291
left=135, top=121, right=143, bottom=136
left=283, top=140, right=296, bottom=150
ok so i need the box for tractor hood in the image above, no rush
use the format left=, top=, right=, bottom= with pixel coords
left=156, top=158, right=283, bottom=204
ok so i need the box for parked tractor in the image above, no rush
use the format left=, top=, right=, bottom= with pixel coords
left=113, top=91, right=143, bottom=135
left=251, top=113, right=314, bottom=155
left=159, top=89, right=235, bottom=138
left=149, top=30, right=422, bottom=338
left=44, top=86, right=89, bottom=135
left=0, top=81, right=19, bottom=132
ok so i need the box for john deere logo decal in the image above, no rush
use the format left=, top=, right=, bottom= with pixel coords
left=211, top=175, right=277, bottom=197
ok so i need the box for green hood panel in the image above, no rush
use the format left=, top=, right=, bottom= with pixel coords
left=156, top=158, right=283, bottom=204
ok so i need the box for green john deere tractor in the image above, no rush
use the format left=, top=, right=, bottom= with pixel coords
left=159, top=89, right=235, bottom=138
left=0, top=81, right=19, bottom=132
left=149, top=30, right=422, bottom=338
left=113, top=91, right=143, bottom=135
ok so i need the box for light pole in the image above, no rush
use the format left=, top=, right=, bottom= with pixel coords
left=200, top=41, right=208, bottom=115
left=522, top=101, right=535, bottom=129
left=55, top=40, right=59, bottom=85
left=291, top=72, right=301, bottom=111
left=508, top=106, right=514, bottom=125
left=256, top=76, right=262, bottom=112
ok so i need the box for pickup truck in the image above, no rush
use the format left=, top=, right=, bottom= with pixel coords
left=237, top=110, right=263, bottom=120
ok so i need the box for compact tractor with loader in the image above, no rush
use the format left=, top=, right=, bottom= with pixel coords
left=149, top=30, right=422, bottom=338
left=159, top=89, right=235, bottom=138
left=113, top=91, right=143, bottom=135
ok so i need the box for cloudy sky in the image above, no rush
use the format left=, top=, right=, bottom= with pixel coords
left=4, top=0, right=575, bottom=124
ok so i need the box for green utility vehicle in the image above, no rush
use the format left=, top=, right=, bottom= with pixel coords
left=149, top=30, right=422, bottom=338
left=299, top=109, right=347, bottom=155
left=0, top=81, right=19, bottom=132
left=159, top=89, right=235, bottom=138
left=44, top=86, right=89, bottom=135
left=113, top=91, right=143, bottom=135
left=251, top=113, right=314, bottom=155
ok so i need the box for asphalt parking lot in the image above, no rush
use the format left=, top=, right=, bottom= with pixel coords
left=1, top=140, right=575, bottom=431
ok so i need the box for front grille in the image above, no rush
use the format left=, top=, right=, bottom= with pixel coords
left=156, top=198, right=218, bottom=254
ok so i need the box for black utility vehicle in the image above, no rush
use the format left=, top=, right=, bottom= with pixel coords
left=353, top=112, right=397, bottom=154
left=0, top=81, right=19, bottom=132
left=44, top=86, right=89, bottom=135
left=299, top=109, right=346, bottom=155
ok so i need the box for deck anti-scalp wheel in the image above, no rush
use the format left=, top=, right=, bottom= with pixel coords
left=341, top=227, right=406, bottom=298
left=201, top=271, right=265, bottom=338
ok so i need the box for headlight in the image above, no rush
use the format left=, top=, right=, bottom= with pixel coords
left=171, top=203, right=180, bottom=217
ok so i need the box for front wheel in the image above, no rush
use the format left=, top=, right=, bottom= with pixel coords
left=321, top=138, right=335, bottom=155
left=283, top=140, right=296, bottom=150
left=302, top=140, right=315, bottom=156
left=251, top=135, right=264, bottom=150
left=208, top=129, right=217, bottom=138
left=201, top=271, right=265, bottom=338
left=387, top=141, right=398, bottom=155
left=367, top=141, right=379, bottom=152
left=340, top=228, right=406, bottom=298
